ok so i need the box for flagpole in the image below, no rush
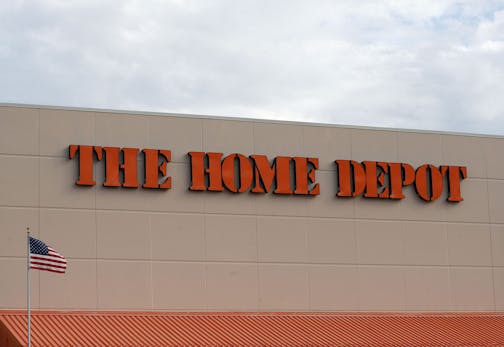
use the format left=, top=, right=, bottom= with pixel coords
left=27, top=227, right=31, bottom=347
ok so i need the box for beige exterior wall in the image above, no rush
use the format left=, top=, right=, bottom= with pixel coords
left=1, top=104, right=504, bottom=312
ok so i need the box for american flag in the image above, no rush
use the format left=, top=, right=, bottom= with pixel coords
left=29, top=237, right=67, bottom=273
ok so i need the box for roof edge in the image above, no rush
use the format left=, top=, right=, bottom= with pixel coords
left=1, top=102, right=502, bottom=139
left=1, top=310, right=504, bottom=317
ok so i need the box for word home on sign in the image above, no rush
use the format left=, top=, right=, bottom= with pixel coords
left=188, top=152, right=320, bottom=195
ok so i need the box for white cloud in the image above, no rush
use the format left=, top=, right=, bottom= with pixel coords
left=0, top=0, right=504, bottom=134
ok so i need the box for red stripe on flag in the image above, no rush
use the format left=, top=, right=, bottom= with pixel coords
left=30, top=255, right=67, bottom=265
left=48, top=248, right=65, bottom=258
left=30, top=261, right=67, bottom=270
left=30, top=264, right=66, bottom=273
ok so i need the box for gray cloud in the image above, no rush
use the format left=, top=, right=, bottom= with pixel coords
left=1, top=0, right=504, bottom=134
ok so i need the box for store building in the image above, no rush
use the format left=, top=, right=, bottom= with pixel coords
left=0, top=103, right=503, bottom=346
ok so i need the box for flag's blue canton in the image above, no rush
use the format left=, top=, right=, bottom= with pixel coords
left=30, top=237, right=49, bottom=255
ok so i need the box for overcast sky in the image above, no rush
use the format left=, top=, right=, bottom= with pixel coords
left=1, top=1, right=504, bottom=134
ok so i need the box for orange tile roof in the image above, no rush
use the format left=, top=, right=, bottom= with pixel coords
left=1, top=311, right=504, bottom=347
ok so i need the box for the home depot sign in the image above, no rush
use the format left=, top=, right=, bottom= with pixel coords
left=69, top=145, right=467, bottom=202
